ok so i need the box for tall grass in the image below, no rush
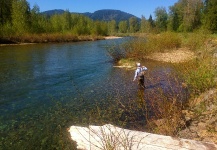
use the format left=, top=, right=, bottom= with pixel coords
left=177, top=58, right=216, bottom=97
left=145, top=32, right=182, bottom=52
left=121, top=32, right=182, bottom=60
left=145, top=98, right=184, bottom=136
left=181, top=30, right=212, bottom=51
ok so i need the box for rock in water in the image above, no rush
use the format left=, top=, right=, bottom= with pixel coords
left=68, top=124, right=217, bottom=150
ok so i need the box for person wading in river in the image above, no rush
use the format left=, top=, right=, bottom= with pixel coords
left=133, top=62, right=147, bottom=88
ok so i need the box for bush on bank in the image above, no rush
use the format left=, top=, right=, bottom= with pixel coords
left=122, top=32, right=182, bottom=59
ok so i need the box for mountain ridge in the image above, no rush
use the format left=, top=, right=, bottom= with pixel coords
left=42, top=9, right=140, bottom=22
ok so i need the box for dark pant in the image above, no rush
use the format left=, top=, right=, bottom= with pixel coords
left=139, top=75, right=144, bottom=86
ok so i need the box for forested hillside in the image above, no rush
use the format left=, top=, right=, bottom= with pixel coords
left=42, top=9, right=65, bottom=16
left=0, top=0, right=216, bottom=42
left=82, top=9, right=139, bottom=22
left=42, top=9, right=139, bottom=23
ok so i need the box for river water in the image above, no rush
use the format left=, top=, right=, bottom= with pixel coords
left=0, top=38, right=187, bottom=148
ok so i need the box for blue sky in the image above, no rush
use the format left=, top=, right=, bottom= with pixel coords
left=27, top=0, right=178, bottom=18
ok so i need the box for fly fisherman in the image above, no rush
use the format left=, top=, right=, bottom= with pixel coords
left=133, top=62, right=147, bottom=88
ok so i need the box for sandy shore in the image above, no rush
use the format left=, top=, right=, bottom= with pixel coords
left=0, top=36, right=122, bottom=46
left=0, top=43, right=37, bottom=46
left=116, top=48, right=196, bottom=70
left=146, top=48, right=196, bottom=63
left=104, top=36, right=123, bottom=39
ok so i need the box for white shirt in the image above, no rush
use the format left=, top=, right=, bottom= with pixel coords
left=133, top=66, right=147, bottom=81
left=133, top=67, right=141, bottom=81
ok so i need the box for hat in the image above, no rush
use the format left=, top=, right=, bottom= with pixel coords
left=136, top=62, right=140, bottom=67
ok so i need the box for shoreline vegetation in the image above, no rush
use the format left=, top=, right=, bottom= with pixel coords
left=0, top=35, right=123, bottom=46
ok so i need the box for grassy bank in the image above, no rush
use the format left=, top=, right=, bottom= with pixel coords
left=0, top=33, right=105, bottom=44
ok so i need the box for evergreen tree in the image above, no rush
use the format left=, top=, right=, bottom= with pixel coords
left=108, top=20, right=117, bottom=34
left=11, top=0, right=31, bottom=34
left=154, top=7, right=168, bottom=31
left=0, top=0, right=12, bottom=25
left=30, top=4, right=42, bottom=33
left=129, top=17, right=139, bottom=33
left=167, top=5, right=181, bottom=31
left=182, top=0, right=203, bottom=31
left=118, top=20, right=128, bottom=33
left=61, top=10, right=72, bottom=32
left=140, top=15, right=152, bottom=33
left=91, top=21, right=108, bottom=36
left=0, top=0, right=13, bottom=36
left=140, top=16, right=146, bottom=33
left=100, top=21, right=108, bottom=35
left=50, top=14, right=62, bottom=32
left=148, top=15, right=155, bottom=28
left=73, top=15, right=92, bottom=35
left=203, top=0, right=217, bottom=33
left=172, top=0, right=203, bottom=32
left=38, top=15, right=52, bottom=33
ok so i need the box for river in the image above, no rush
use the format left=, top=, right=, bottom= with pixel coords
left=0, top=38, right=186, bottom=149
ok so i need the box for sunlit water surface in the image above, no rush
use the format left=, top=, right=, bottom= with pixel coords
left=0, top=38, right=186, bottom=148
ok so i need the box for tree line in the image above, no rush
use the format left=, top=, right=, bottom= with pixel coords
left=0, top=0, right=216, bottom=38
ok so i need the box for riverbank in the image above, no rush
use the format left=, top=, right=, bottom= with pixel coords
left=116, top=39, right=217, bottom=145
left=179, top=88, right=217, bottom=144
left=145, top=48, right=196, bottom=63
left=0, top=35, right=122, bottom=46
left=178, top=40, right=217, bottom=144
left=104, top=36, right=123, bottom=39
left=116, top=48, right=196, bottom=68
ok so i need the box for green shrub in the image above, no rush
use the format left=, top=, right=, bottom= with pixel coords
left=123, top=32, right=182, bottom=59
left=146, top=32, right=182, bottom=52
left=181, top=31, right=211, bottom=51
left=123, top=37, right=149, bottom=59
left=182, top=59, right=216, bottom=96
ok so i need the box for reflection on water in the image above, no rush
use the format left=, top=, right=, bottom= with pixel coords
left=0, top=39, right=187, bottom=149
